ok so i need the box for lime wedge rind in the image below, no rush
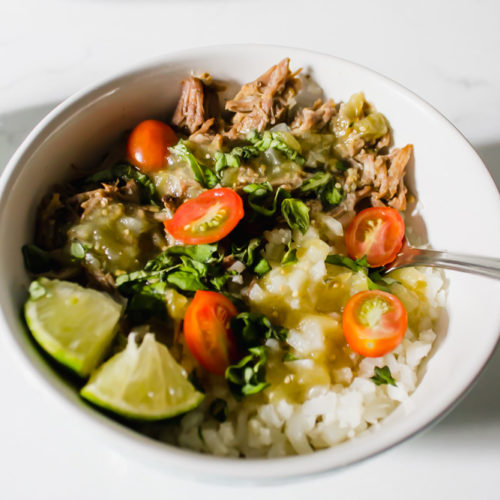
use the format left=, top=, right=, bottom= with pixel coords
left=80, top=333, right=204, bottom=421
left=80, top=387, right=204, bottom=421
left=25, top=305, right=87, bottom=373
left=24, top=278, right=122, bottom=377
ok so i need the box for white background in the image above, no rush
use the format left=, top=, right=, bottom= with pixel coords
left=0, top=0, right=499, bottom=498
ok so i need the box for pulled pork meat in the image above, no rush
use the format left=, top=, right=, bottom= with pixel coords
left=172, top=77, right=205, bottom=134
left=224, top=58, right=301, bottom=139
left=172, top=74, right=221, bottom=137
left=290, top=99, right=337, bottom=133
left=168, top=59, right=411, bottom=218
left=68, top=179, right=142, bottom=216
left=355, top=144, right=413, bottom=210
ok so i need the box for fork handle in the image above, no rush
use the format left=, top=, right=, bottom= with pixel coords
left=409, top=249, right=500, bottom=280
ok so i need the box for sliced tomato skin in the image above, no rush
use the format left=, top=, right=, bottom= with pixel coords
left=183, top=291, right=239, bottom=375
left=345, top=207, right=405, bottom=267
left=164, top=188, right=244, bottom=244
left=342, top=289, right=407, bottom=357
left=127, top=119, right=177, bottom=172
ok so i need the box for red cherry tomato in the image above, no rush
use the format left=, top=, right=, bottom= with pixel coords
left=164, top=188, right=244, bottom=244
left=127, top=119, right=177, bottom=172
left=345, top=207, right=405, bottom=267
left=183, top=291, right=239, bottom=375
left=342, top=290, right=407, bottom=357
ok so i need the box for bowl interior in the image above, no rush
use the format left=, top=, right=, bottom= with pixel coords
left=0, top=45, right=499, bottom=481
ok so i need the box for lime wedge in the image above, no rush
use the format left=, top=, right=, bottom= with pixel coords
left=24, top=278, right=122, bottom=377
left=80, top=333, right=204, bottom=420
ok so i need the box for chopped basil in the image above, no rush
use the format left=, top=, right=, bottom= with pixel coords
left=282, top=351, right=300, bottom=362
left=298, top=171, right=345, bottom=208
left=325, top=254, right=398, bottom=292
left=209, top=398, right=228, bottom=422
left=214, top=145, right=259, bottom=176
left=368, top=270, right=400, bottom=288
left=214, top=151, right=241, bottom=175
left=331, top=158, right=348, bottom=172
left=281, top=198, right=310, bottom=234
left=231, top=238, right=271, bottom=278
left=325, top=254, right=369, bottom=273
left=170, top=141, right=218, bottom=189
left=371, top=365, right=397, bottom=386
left=225, top=346, right=270, bottom=398
left=145, top=244, right=218, bottom=272
left=281, top=242, right=298, bottom=266
left=320, top=182, right=345, bottom=207
left=231, top=312, right=288, bottom=348
left=166, top=270, right=207, bottom=292
left=117, top=244, right=232, bottom=317
left=83, top=163, right=159, bottom=205
left=232, top=238, right=261, bottom=267
left=253, top=258, right=272, bottom=277
left=225, top=312, right=290, bottom=398
left=124, top=280, right=168, bottom=324
left=299, top=171, right=331, bottom=193
left=247, top=130, right=305, bottom=166
left=243, top=182, right=290, bottom=217
left=22, top=244, right=54, bottom=274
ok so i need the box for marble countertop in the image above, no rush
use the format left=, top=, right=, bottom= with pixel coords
left=0, top=1, right=499, bottom=499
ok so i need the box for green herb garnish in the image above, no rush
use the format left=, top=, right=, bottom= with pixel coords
left=282, top=351, right=300, bottom=362
left=247, top=130, right=305, bottom=165
left=281, top=198, right=310, bottom=234
left=231, top=238, right=271, bottom=277
left=281, top=242, right=298, bottom=266
left=298, top=171, right=345, bottom=208
left=116, top=244, right=234, bottom=321
left=83, top=163, right=159, bottom=205
left=231, top=312, right=289, bottom=348
left=325, top=254, right=399, bottom=292
left=320, top=182, right=344, bottom=207
left=225, top=346, right=270, bottom=398
left=170, top=141, right=218, bottom=189
left=325, top=254, right=369, bottom=273
left=214, top=145, right=259, bottom=176
left=370, top=366, right=397, bottom=386
left=253, top=258, right=272, bottom=277
left=242, top=182, right=290, bottom=217
left=299, top=171, right=331, bottom=193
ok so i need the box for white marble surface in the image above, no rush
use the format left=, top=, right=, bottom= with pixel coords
left=0, top=0, right=499, bottom=498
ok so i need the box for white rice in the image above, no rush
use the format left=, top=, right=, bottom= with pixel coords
left=163, top=226, right=445, bottom=458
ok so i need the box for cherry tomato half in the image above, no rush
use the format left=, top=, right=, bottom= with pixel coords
left=183, top=291, right=239, bottom=375
left=342, top=290, right=407, bottom=357
left=127, top=119, right=177, bottom=172
left=164, top=188, right=244, bottom=244
left=345, top=207, right=405, bottom=268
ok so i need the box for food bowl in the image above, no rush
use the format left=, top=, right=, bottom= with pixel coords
left=0, top=45, right=499, bottom=482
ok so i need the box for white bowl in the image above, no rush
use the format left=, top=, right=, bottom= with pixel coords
left=0, top=45, right=499, bottom=482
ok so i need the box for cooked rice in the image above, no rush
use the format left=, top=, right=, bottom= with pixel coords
left=159, top=225, right=445, bottom=457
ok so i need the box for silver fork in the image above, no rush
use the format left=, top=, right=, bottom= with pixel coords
left=384, top=239, right=500, bottom=280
